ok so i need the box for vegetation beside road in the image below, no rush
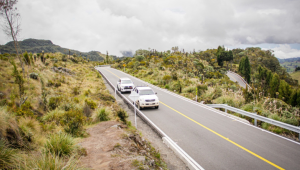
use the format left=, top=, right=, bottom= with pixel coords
left=113, top=47, right=300, bottom=140
left=0, top=52, right=167, bottom=169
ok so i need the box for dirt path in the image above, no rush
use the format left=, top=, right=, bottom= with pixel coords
left=78, top=78, right=188, bottom=170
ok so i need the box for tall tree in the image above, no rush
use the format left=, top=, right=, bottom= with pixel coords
left=269, top=73, right=280, bottom=98
left=244, top=56, right=251, bottom=83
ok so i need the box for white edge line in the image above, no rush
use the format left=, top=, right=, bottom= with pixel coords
left=110, top=67, right=300, bottom=145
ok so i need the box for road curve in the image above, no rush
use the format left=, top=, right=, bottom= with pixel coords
left=226, top=71, right=249, bottom=89
left=97, top=67, right=300, bottom=170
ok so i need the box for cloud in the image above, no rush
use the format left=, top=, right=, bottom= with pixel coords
left=272, top=44, right=300, bottom=59
left=0, top=0, right=299, bottom=56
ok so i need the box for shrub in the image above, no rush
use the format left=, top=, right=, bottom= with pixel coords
left=0, top=140, right=17, bottom=169
left=183, top=86, right=195, bottom=93
left=44, top=132, right=75, bottom=157
left=162, top=75, right=171, bottom=82
left=47, top=80, right=54, bottom=87
left=83, top=104, right=92, bottom=117
left=73, top=97, right=79, bottom=103
left=29, top=73, right=38, bottom=80
left=48, top=96, right=62, bottom=110
left=164, top=84, right=170, bottom=89
left=98, top=92, right=115, bottom=102
left=72, top=87, right=80, bottom=95
left=84, top=99, right=97, bottom=110
left=60, top=109, right=86, bottom=137
left=92, top=108, right=110, bottom=122
left=53, top=81, right=61, bottom=88
left=117, top=109, right=128, bottom=123
left=16, top=102, right=34, bottom=117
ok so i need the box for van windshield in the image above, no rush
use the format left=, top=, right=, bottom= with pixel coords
left=139, top=90, right=154, bottom=95
left=121, top=80, right=132, bottom=84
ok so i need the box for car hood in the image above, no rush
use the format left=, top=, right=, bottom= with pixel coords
left=140, top=95, right=159, bottom=100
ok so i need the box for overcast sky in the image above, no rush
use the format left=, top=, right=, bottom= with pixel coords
left=1, top=0, right=300, bottom=58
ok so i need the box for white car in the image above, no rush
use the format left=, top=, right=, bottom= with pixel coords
left=131, top=86, right=159, bottom=110
left=117, top=77, right=134, bottom=93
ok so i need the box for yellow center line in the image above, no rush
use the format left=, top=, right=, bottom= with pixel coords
left=101, top=67, right=284, bottom=170
left=159, top=101, right=284, bottom=170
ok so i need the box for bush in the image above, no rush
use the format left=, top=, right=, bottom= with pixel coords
left=183, top=86, right=195, bottom=93
left=84, top=99, right=97, bottom=110
left=92, top=108, right=110, bottom=122
left=29, top=73, right=38, bottom=80
left=73, top=97, right=79, bottom=103
left=164, top=84, right=170, bottom=89
left=16, top=102, right=34, bottom=117
left=60, top=109, right=86, bottom=137
left=0, top=140, right=17, bottom=169
left=83, top=104, right=92, bottom=117
left=117, top=109, right=128, bottom=123
left=44, top=132, right=75, bottom=157
left=98, top=92, right=115, bottom=102
left=48, top=96, right=62, bottom=110
left=72, top=87, right=80, bottom=95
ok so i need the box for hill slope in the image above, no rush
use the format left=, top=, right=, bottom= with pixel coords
left=0, top=38, right=108, bottom=61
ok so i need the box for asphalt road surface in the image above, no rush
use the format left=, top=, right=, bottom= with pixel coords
left=96, top=67, right=300, bottom=170
left=226, top=72, right=248, bottom=88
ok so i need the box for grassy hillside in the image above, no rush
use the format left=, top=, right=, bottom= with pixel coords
left=290, top=71, right=300, bottom=84
left=280, top=61, right=300, bottom=73
left=0, top=52, right=166, bottom=169
left=0, top=39, right=113, bottom=61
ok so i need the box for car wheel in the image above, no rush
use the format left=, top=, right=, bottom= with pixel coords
left=138, top=102, right=142, bottom=110
left=155, top=106, right=159, bottom=109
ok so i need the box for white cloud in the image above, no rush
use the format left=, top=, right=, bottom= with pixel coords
left=0, top=0, right=299, bottom=56
left=272, top=44, right=300, bottom=59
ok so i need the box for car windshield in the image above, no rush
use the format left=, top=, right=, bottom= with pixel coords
left=121, top=80, right=132, bottom=84
left=139, top=89, right=154, bottom=95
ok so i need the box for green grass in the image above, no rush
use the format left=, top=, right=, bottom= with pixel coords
left=0, top=140, right=18, bottom=169
left=92, top=107, right=110, bottom=123
left=44, top=132, right=75, bottom=157
left=290, top=71, right=300, bottom=84
left=17, top=152, right=86, bottom=170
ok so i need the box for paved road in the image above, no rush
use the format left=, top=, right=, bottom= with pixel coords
left=97, top=67, right=300, bottom=170
left=226, top=71, right=248, bottom=88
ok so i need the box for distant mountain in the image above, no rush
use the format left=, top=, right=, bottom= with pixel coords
left=0, top=38, right=112, bottom=61
left=277, top=57, right=300, bottom=63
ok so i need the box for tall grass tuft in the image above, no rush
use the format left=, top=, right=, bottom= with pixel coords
left=18, top=117, right=41, bottom=144
left=0, top=140, right=18, bottom=169
left=42, top=109, right=65, bottom=124
left=44, top=132, right=75, bottom=157
left=17, top=152, right=85, bottom=170
left=92, top=107, right=110, bottom=123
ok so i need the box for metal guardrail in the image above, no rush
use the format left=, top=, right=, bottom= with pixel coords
left=206, top=104, right=300, bottom=140
left=95, top=66, right=204, bottom=170
left=227, top=71, right=251, bottom=89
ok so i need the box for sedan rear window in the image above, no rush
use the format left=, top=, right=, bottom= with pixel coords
left=139, top=90, right=154, bottom=95
left=121, top=80, right=132, bottom=84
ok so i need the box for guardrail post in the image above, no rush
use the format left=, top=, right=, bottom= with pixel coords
left=225, top=108, right=227, bottom=113
left=254, top=112, right=257, bottom=126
